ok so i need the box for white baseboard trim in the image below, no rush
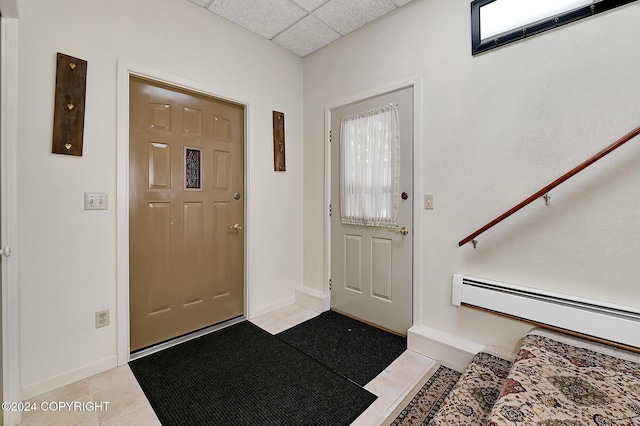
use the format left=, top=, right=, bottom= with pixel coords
left=22, top=355, right=118, bottom=400
left=250, top=296, right=296, bottom=319
left=294, top=286, right=330, bottom=313
left=407, top=325, right=484, bottom=371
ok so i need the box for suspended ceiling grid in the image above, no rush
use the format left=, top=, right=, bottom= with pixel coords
left=187, top=0, right=415, bottom=57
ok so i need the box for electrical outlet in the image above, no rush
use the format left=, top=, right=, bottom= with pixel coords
left=95, top=309, right=109, bottom=328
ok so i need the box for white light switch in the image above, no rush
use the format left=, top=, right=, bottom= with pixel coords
left=84, top=193, right=108, bottom=210
left=424, top=193, right=434, bottom=210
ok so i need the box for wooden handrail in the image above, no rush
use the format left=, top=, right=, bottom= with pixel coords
left=459, top=124, right=640, bottom=247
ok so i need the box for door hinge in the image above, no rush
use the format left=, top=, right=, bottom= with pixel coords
left=329, top=130, right=332, bottom=143
left=329, top=203, right=332, bottom=217
left=329, top=278, right=332, bottom=290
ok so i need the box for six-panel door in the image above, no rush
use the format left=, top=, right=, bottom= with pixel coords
left=129, top=77, right=244, bottom=351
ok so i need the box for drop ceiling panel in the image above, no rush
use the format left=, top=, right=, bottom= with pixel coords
left=391, top=0, right=414, bottom=6
left=208, top=0, right=307, bottom=39
left=290, top=0, right=328, bottom=11
left=273, top=15, right=341, bottom=57
left=187, top=0, right=414, bottom=56
left=313, top=0, right=397, bottom=35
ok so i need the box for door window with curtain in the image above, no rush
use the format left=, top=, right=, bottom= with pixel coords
left=340, top=104, right=400, bottom=228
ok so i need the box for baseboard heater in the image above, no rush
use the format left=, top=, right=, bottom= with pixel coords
left=452, top=274, right=640, bottom=350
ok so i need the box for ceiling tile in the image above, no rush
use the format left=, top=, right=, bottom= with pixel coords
left=313, top=0, right=397, bottom=36
left=208, top=0, right=307, bottom=39
left=272, top=15, right=340, bottom=57
left=391, top=0, right=413, bottom=6
left=290, top=0, right=329, bottom=12
left=192, top=0, right=414, bottom=56
left=188, top=0, right=213, bottom=7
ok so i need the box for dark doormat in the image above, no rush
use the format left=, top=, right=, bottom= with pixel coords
left=129, top=321, right=376, bottom=426
left=276, top=310, right=407, bottom=386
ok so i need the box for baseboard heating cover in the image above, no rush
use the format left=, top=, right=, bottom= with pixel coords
left=452, top=274, right=640, bottom=349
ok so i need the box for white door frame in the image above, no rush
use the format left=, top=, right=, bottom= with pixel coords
left=1, top=5, right=22, bottom=426
left=324, top=77, right=423, bottom=327
left=116, top=62, right=251, bottom=365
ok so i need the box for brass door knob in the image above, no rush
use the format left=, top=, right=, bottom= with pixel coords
left=390, top=226, right=409, bottom=236
left=229, top=224, right=243, bottom=231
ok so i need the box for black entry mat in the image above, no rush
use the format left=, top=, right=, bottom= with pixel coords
left=276, top=310, right=407, bottom=386
left=129, top=321, right=376, bottom=426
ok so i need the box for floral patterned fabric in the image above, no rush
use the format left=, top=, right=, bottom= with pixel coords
left=486, top=329, right=640, bottom=425
left=391, top=365, right=462, bottom=425
left=429, top=352, right=513, bottom=425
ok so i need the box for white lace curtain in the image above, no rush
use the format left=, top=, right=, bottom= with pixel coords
left=340, top=104, right=400, bottom=228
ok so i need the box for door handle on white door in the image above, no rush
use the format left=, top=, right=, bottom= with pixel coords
left=0, top=246, right=12, bottom=257
left=390, top=226, right=409, bottom=236
left=228, top=224, right=243, bottom=231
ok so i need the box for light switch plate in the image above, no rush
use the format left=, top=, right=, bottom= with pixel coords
left=424, top=193, right=434, bottom=210
left=84, top=193, right=108, bottom=210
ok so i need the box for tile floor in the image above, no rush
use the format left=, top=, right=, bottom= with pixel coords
left=18, top=304, right=436, bottom=425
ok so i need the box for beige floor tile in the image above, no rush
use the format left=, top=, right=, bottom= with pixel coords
left=268, top=304, right=310, bottom=319
left=385, top=349, right=437, bottom=383
left=250, top=305, right=320, bottom=333
left=364, top=370, right=412, bottom=415
left=18, top=396, right=101, bottom=426
left=350, top=403, right=385, bottom=426
left=19, top=381, right=98, bottom=426
left=285, top=307, right=320, bottom=326
left=24, top=379, right=87, bottom=405
left=93, top=384, right=149, bottom=424
left=87, top=365, right=139, bottom=396
left=249, top=313, right=295, bottom=334
left=49, top=379, right=93, bottom=403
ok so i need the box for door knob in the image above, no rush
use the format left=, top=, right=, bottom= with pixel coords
left=390, top=226, right=409, bottom=236
left=0, top=246, right=11, bottom=257
left=228, top=224, right=243, bottom=231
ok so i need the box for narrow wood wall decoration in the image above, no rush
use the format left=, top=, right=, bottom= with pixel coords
left=52, top=52, right=87, bottom=156
left=273, top=111, right=286, bottom=171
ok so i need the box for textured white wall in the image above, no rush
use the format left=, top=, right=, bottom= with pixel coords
left=18, top=0, right=303, bottom=391
left=303, top=0, right=640, bottom=351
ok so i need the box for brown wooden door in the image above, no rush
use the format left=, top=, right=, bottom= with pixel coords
left=129, top=77, right=244, bottom=351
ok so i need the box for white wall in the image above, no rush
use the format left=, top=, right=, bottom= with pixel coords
left=303, top=0, right=640, bottom=352
left=18, top=0, right=303, bottom=394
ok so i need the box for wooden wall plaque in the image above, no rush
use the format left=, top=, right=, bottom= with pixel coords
left=52, top=52, right=87, bottom=156
left=273, top=111, right=286, bottom=171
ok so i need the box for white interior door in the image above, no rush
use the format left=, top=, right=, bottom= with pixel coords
left=330, top=87, right=413, bottom=335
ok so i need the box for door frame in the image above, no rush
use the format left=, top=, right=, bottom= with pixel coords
left=1, top=10, right=21, bottom=426
left=324, top=77, right=423, bottom=329
left=116, top=62, right=250, bottom=365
